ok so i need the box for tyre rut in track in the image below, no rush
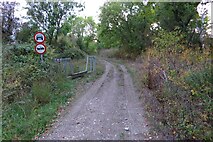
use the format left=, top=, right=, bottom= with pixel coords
left=39, top=60, right=149, bottom=140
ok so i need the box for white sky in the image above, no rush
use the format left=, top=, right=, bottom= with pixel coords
left=12, top=0, right=107, bottom=23
left=8, top=0, right=212, bottom=26
left=78, top=0, right=107, bottom=23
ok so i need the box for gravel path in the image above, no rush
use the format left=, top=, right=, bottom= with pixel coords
left=39, top=60, right=150, bottom=140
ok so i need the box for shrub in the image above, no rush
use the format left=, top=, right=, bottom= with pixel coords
left=56, top=47, right=85, bottom=59
left=185, top=67, right=212, bottom=95
left=54, top=34, right=74, bottom=53
left=32, top=81, right=51, bottom=105
left=114, top=47, right=141, bottom=60
left=52, top=34, right=85, bottom=59
left=141, top=29, right=212, bottom=140
left=3, top=42, right=102, bottom=140
left=153, top=28, right=184, bottom=51
left=87, top=41, right=98, bottom=54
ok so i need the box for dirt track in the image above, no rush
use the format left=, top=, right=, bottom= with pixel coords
left=39, top=60, right=150, bottom=140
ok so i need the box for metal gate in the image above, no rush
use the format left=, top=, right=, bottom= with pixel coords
left=54, top=56, right=96, bottom=78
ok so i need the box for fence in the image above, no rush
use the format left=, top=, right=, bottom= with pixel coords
left=54, top=56, right=96, bottom=78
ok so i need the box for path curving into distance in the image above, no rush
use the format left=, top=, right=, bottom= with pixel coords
left=39, top=60, right=149, bottom=140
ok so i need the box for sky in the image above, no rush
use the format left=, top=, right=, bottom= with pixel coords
left=78, top=0, right=107, bottom=23
left=13, top=0, right=107, bottom=23
left=10, top=0, right=212, bottom=28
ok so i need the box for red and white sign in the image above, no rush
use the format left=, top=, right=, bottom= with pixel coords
left=35, top=43, right=46, bottom=54
left=34, top=32, right=46, bottom=43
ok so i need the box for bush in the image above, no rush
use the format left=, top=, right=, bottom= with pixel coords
left=141, top=29, right=212, bottom=140
left=52, top=34, right=85, bottom=59
left=16, top=22, right=39, bottom=44
left=153, top=28, right=184, bottom=51
left=2, top=43, right=78, bottom=140
left=2, top=43, right=67, bottom=103
left=87, top=41, right=97, bottom=54
left=32, top=81, right=51, bottom=105
left=159, top=69, right=213, bottom=140
left=113, top=47, right=142, bottom=60
left=185, top=67, right=212, bottom=94
left=54, top=34, right=74, bottom=53
left=56, top=47, right=85, bottom=59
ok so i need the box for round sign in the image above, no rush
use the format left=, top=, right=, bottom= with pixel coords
left=34, top=32, right=46, bottom=43
left=35, top=43, right=46, bottom=54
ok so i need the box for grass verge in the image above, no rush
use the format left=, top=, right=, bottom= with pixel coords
left=2, top=58, right=105, bottom=140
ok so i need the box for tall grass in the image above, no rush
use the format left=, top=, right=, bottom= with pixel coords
left=2, top=66, right=73, bottom=140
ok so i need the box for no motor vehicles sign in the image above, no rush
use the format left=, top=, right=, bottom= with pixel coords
left=34, top=32, right=46, bottom=63
left=34, top=32, right=46, bottom=43
left=35, top=44, right=46, bottom=54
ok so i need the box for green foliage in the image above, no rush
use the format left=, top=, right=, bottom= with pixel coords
left=2, top=78, right=74, bottom=140
left=16, top=22, right=39, bottom=43
left=185, top=68, right=213, bottom=93
left=87, top=41, right=98, bottom=54
left=153, top=29, right=184, bottom=50
left=98, top=2, right=205, bottom=56
left=51, top=34, right=85, bottom=59
left=2, top=43, right=103, bottom=140
left=60, top=16, right=98, bottom=54
left=60, top=16, right=76, bottom=36
left=26, top=1, right=84, bottom=45
left=185, top=67, right=212, bottom=96
left=98, top=2, right=155, bottom=56
left=159, top=73, right=212, bottom=140
left=2, top=42, right=105, bottom=139
left=155, top=2, right=205, bottom=47
left=54, top=47, right=85, bottom=59
left=32, top=81, right=51, bottom=105
left=185, top=67, right=212, bottom=128
left=142, top=38, right=212, bottom=140
left=156, top=2, right=199, bottom=33
left=54, top=34, right=74, bottom=53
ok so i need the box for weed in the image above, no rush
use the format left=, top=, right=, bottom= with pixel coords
left=32, top=81, right=51, bottom=105
left=2, top=44, right=105, bottom=140
left=138, top=30, right=212, bottom=140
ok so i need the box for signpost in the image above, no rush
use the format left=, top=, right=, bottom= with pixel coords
left=34, top=32, right=46, bottom=63
left=34, top=32, right=46, bottom=43
left=35, top=44, right=46, bottom=54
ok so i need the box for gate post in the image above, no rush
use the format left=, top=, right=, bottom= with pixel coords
left=70, top=63, right=74, bottom=75
left=90, top=57, right=93, bottom=72
left=93, top=57, right=96, bottom=72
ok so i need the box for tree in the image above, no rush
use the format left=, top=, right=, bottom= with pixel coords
left=98, top=2, right=155, bottom=52
left=156, top=2, right=200, bottom=46
left=61, top=16, right=97, bottom=52
left=156, top=3, right=199, bottom=32
left=26, top=0, right=84, bottom=45
left=16, top=21, right=39, bottom=43
left=0, top=1, right=20, bottom=43
left=82, top=17, right=97, bottom=50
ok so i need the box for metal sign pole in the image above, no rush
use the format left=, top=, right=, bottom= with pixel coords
left=40, top=54, right=44, bottom=63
